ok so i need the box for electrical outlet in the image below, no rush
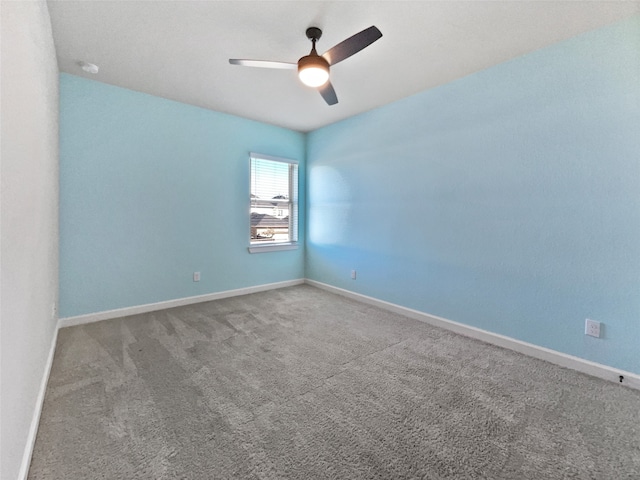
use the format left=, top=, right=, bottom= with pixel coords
left=585, top=318, right=601, bottom=338
left=193, top=272, right=201, bottom=282
left=351, top=270, right=357, bottom=280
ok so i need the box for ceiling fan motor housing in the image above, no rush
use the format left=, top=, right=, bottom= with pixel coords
left=298, top=54, right=329, bottom=73
left=297, top=54, right=330, bottom=87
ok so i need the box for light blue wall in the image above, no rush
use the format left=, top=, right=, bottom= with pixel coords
left=60, top=74, right=305, bottom=317
left=306, top=17, right=640, bottom=374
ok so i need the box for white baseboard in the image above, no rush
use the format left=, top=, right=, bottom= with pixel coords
left=305, top=279, right=640, bottom=390
left=18, top=322, right=59, bottom=480
left=58, top=279, right=305, bottom=328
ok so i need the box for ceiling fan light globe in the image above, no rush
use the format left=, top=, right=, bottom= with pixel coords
left=298, top=55, right=330, bottom=87
left=299, top=67, right=329, bottom=87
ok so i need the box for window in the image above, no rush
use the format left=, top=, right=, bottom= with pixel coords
left=249, top=153, right=298, bottom=253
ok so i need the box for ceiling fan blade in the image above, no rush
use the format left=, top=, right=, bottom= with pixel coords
left=322, top=26, right=382, bottom=66
left=229, top=59, right=297, bottom=70
left=318, top=81, right=338, bottom=106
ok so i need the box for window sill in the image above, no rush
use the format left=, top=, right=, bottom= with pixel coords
left=248, top=242, right=299, bottom=254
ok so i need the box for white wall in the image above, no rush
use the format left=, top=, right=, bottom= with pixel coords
left=1, top=1, right=59, bottom=478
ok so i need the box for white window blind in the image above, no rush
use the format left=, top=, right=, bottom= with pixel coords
left=250, top=153, right=298, bottom=250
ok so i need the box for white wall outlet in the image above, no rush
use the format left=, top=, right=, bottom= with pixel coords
left=351, top=270, right=357, bottom=280
left=51, top=302, right=57, bottom=319
left=193, top=271, right=201, bottom=282
left=585, top=318, right=601, bottom=338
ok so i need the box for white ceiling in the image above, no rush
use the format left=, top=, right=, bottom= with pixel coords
left=47, top=1, right=639, bottom=132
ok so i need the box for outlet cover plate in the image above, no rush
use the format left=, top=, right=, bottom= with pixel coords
left=585, top=318, right=601, bottom=338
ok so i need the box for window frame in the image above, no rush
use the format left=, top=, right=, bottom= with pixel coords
left=248, top=152, right=299, bottom=254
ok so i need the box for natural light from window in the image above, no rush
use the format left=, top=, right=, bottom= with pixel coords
left=249, top=153, right=298, bottom=252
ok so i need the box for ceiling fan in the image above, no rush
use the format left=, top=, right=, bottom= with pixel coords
left=229, top=26, right=382, bottom=106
